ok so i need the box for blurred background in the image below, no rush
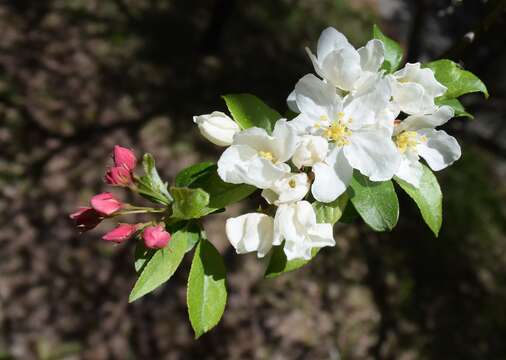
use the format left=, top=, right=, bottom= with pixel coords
left=1, top=0, right=506, bottom=359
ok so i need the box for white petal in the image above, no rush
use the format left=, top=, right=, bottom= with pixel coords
left=358, top=39, right=384, bottom=73
left=225, top=213, right=274, bottom=258
left=394, top=62, right=447, bottom=98
left=294, top=74, right=342, bottom=121
left=417, top=129, right=461, bottom=171
left=307, top=223, right=335, bottom=248
left=233, top=127, right=271, bottom=151
left=396, top=106, right=454, bottom=133
left=317, top=27, right=350, bottom=61
left=321, top=47, right=362, bottom=91
left=344, top=129, right=401, bottom=181
left=292, top=135, right=329, bottom=168
left=391, top=80, right=428, bottom=115
left=395, top=155, right=423, bottom=187
left=311, top=148, right=352, bottom=202
left=272, top=119, right=299, bottom=163
left=289, top=113, right=316, bottom=135
left=193, top=111, right=240, bottom=146
left=286, top=90, right=300, bottom=113
left=294, top=200, right=317, bottom=228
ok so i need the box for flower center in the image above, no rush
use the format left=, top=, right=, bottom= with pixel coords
left=259, top=151, right=275, bottom=162
left=288, top=179, right=297, bottom=188
left=324, top=121, right=352, bottom=146
left=395, top=131, right=427, bottom=153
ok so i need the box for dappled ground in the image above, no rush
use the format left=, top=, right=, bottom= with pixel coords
left=1, top=0, right=506, bottom=359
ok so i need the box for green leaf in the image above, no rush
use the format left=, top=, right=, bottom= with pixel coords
left=373, top=24, right=403, bottom=73
left=136, top=153, right=173, bottom=205
left=349, top=172, right=399, bottom=231
left=395, top=164, right=442, bottom=236
left=222, top=94, right=282, bottom=133
left=171, top=187, right=212, bottom=220
left=187, top=238, right=227, bottom=338
left=425, top=59, right=488, bottom=99
left=313, top=193, right=349, bottom=225
left=264, top=245, right=318, bottom=279
left=189, top=164, right=256, bottom=209
left=134, top=242, right=155, bottom=273
left=435, top=98, right=473, bottom=119
left=129, top=228, right=193, bottom=302
left=175, top=162, right=215, bottom=187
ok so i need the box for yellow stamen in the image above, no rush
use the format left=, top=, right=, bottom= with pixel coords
left=324, top=122, right=352, bottom=146
left=258, top=151, right=274, bottom=161
left=395, top=131, right=426, bottom=153
left=288, top=179, right=297, bottom=188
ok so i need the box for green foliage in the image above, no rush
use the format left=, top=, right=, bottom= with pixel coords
left=222, top=94, right=282, bottom=133
left=264, top=245, right=318, bottom=279
left=129, top=226, right=200, bottom=302
left=170, top=187, right=213, bottom=220
left=436, top=98, right=473, bottom=119
left=395, top=165, right=443, bottom=236
left=176, top=162, right=256, bottom=210
left=349, top=172, right=399, bottom=231
left=187, top=238, right=227, bottom=338
left=373, top=24, right=403, bottom=73
left=136, top=153, right=173, bottom=205
left=313, top=193, right=349, bottom=225
left=425, top=59, right=489, bottom=99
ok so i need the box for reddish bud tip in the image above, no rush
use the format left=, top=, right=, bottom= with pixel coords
left=90, top=192, right=122, bottom=216
left=113, top=145, right=137, bottom=171
left=70, top=207, right=103, bottom=232
left=102, top=223, right=138, bottom=243
left=142, top=225, right=171, bottom=249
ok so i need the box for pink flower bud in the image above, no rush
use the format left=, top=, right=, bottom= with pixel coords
left=142, top=225, right=171, bottom=249
left=90, top=192, right=122, bottom=216
left=102, top=223, right=138, bottom=243
left=105, top=166, right=133, bottom=186
left=113, top=145, right=136, bottom=171
left=70, top=207, right=102, bottom=232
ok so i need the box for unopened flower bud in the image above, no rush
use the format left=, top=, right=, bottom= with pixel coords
left=193, top=111, right=240, bottom=146
left=70, top=207, right=102, bottom=232
left=105, top=166, right=133, bottom=186
left=113, top=145, right=137, bottom=170
left=142, top=225, right=171, bottom=249
left=90, top=192, right=122, bottom=216
left=102, top=223, right=138, bottom=243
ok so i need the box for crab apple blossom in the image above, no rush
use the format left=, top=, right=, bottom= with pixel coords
left=305, top=26, right=385, bottom=93
left=261, top=172, right=310, bottom=206
left=142, top=225, right=171, bottom=249
left=102, top=223, right=138, bottom=243
left=289, top=73, right=400, bottom=202
left=388, top=62, right=447, bottom=115
left=193, top=111, right=241, bottom=146
left=217, top=119, right=298, bottom=189
left=273, top=201, right=335, bottom=261
left=393, top=105, right=461, bottom=187
left=225, top=213, right=276, bottom=258
left=90, top=192, right=122, bottom=216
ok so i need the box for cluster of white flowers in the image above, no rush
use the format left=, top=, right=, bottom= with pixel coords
left=193, top=27, right=461, bottom=261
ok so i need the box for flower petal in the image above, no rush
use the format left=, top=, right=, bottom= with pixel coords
left=311, top=148, right=352, bottom=202
left=321, top=47, right=362, bottom=91
left=317, top=27, right=350, bottom=61
left=395, top=154, right=423, bottom=187
left=271, top=119, right=299, bottom=163
left=417, top=129, right=461, bottom=171
left=344, top=129, right=401, bottom=181
left=358, top=39, right=384, bottom=73
left=294, top=74, right=342, bottom=121
left=396, top=106, right=454, bottom=133
left=226, top=213, right=274, bottom=258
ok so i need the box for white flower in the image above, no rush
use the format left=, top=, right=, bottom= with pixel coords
left=290, top=73, right=401, bottom=202
left=217, top=119, right=298, bottom=189
left=225, top=213, right=276, bottom=258
left=393, top=105, right=461, bottom=187
left=306, top=27, right=385, bottom=93
left=292, top=135, right=329, bottom=168
left=388, top=62, right=447, bottom=115
left=273, top=201, right=335, bottom=260
left=261, top=172, right=310, bottom=205
left=193, top=111, right=241, bottom=146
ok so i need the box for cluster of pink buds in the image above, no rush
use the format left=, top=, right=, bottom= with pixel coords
left=70, top=146, right=171, bottom=249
